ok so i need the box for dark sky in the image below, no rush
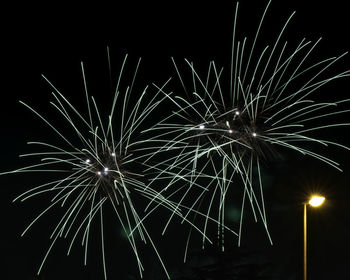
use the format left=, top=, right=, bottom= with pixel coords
left=1, top=1, right=350, bottom=279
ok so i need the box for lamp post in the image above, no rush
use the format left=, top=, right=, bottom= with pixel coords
left=303, top=195, right=325, bottom=280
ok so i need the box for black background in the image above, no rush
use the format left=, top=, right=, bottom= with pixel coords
left=1, top=1, right=350, bottom=279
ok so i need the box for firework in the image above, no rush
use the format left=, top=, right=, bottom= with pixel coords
left=145, top=0, right=350, bottom=253
left=1, top=51, right=186, bottom=279
left=2, top=2, right=350, bottom=278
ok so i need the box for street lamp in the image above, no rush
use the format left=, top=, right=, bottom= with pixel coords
left=303, top=195, right=325, bottom=280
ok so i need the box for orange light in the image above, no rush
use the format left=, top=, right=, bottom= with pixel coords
left=308, top=195, right=325, bottom=207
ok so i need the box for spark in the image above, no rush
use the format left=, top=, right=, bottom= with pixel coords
left=146, top=0, right=350, bottom=254
left=1, top=52, right=192, bottom=280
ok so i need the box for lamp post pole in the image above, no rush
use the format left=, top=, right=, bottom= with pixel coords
left=303, top=203, right=307, bottom=280
left=303, top=195, right=325, bottom=280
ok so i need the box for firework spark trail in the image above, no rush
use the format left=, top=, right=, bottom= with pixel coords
left=0, top=52, right=196, bottom=279
left=145, top=0, right=350, bottom=253
left=2, top=1, right=350, bottom=278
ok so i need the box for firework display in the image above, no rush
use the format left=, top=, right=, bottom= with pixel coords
left=2, top=1, right=350, bottom=279
left=1, top=53, right=189, bottom=279
left=145, top=0, right=350, bottom=255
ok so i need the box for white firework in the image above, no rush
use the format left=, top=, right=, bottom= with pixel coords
left=1, top=51, right=186, bottom=279
left=145, top=0, right=350, bottom=254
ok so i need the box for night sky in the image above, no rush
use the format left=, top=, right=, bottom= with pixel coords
left=1, top=1, right=350, bottom=279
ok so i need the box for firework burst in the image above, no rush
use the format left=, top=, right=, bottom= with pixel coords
left=145, top=0, right=350, bottom=253
left=1, top=51, right=184, bottom=279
